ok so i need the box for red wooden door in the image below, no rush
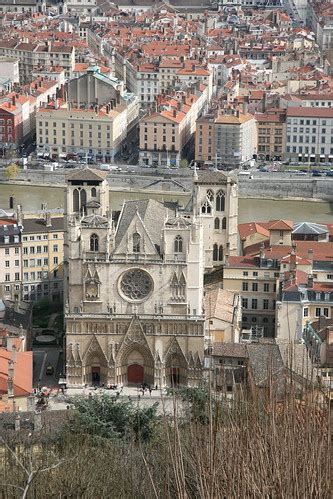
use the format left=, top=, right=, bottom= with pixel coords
left=127, top=364, right=144, bottom=384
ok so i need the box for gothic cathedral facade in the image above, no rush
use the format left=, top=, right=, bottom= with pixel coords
left=64, top=168, right=238, bottom=387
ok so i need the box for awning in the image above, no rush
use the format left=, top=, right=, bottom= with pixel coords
left=37, top=152, right=44, bottom=157
left=44, top=153, right=50, bottom=158
left=320, top=155, right=325, bottom=158
left=59, top=153, right=67, bottom=158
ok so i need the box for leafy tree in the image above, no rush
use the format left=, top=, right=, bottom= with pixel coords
left=68, top=394, right=159, bottom=442
left=167, top=385, right=210, bottom=423
left=4, top=163, right=19, bottom=180
left=179, top=159, right=188, bottom=169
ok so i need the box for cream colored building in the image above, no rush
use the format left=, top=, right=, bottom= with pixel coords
left=195, top=109, right=257, bottom=169
left=21, top=214, right=64, bottom=302
left=64, top=168, right=206, bottom=387
left=223, top=255, right=279, bottom=338
left=37, top=67, right=139, bottom=162
left=139, top=84, right=210, bottom=167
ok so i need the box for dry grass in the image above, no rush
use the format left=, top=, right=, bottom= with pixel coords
left=0, top=383, right=330, bottom=499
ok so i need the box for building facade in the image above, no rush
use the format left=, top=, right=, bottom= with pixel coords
left=21, top=215, right=64, bottom=302
left=37, top=67, right=139, bottom=162
left=285, top=107, right=333, bottom=164
left=0, top=218, right=22, bottom=301
left=139, top=84, right=209, bottom=167
left=64, top=168, right=208, bottom=387
left=195, top=109, right=257, bottom=169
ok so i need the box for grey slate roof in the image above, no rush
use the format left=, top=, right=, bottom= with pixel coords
left=195, top=171, right=233, bottom=185
left=115, top=199, right=172, bottom=251
left=67, top=168, right=107, bottom=182
left=293, top=222, right=328, bottom=235
left=212, top=343, right=248, bottom=358
left=246, top=343, right=284, bottom=387
left=81, top=214, right=108, bottom=227
left=22, top=217, right=64, bottom=233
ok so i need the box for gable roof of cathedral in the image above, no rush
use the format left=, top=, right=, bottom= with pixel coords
left=67, top=168, right=107, bottom=182
left=195, top=171, right=235, bottom=185
left=115, top=199, right=172, bottom=252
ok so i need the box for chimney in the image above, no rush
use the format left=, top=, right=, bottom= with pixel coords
left=260, top=243, right=265, bottom=261
left=242, top=100, right=248, bottom=115
left=307, top=274, right=314, bottom=289
left=110, top=100, right=113, bottom=110
left=307, top=248, right=313, bottom=261
left=12, top=95, right=16, bottom=106
left=290, top=245, right=297, bottom=271
left=46, top=212, right=52, bottom=227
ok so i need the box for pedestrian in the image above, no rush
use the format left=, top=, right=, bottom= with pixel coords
left=149, top=386, right=152, bottom=396
left=155, top=384, right=158, bottom=390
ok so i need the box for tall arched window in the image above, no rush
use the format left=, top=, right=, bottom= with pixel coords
left=73, top=189, right=79, bottom=213
left=90, top=233, right=99, bottom=252
left=213, top=243, right=218, bottom=261
left=214, top=217, right=220, bottom=230
left=133, top=232, right=141, bottom=253
left=206, top=189, right=214, bottom=202
left=201, top=201, right=212, bottom=214
left=218, top=245, right=223, bottom=261
left=222, top=217, right=227, bottom=229
left=80, top=189, right=87, bottom=215
left=91, top=187, right=96, bottom=197
left=216, top=190, right=225, bottom=212
left=174, top=235, right=183, bottom=253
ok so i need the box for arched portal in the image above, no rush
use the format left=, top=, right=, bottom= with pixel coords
left=84, top=353, right=108, bottom=386
left=117, top=344, right=154, bottom=386
left=165, top=354, right=187, bottom=387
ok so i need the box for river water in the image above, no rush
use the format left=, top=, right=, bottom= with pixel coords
left=0, top=183, right=332, bottom=224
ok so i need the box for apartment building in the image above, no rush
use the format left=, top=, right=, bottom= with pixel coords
left=139, top=84, right=209, bottom=167
left=255, top=111, right=286, bottom=161
left=0, top=219, right=22, bottom=301
left=0, top=57, right=19, bottom=85
left=195, top=109, right=257, bottom=169
left=37, top=67, right=139, bottom=161
left=224, top=255, right=279, bottom=338
left=137, top=64, right=159, bottom=106
left=0, top=40, right=75, bottom=82
left=0, top=0, right=45, bottom=13
left=21, top=215, right=64, bottom=302
left=276, top=273, right=333, bottom=343
left=285, top=107, right=333, bottom=164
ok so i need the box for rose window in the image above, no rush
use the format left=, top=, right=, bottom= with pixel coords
left=120, top=269, right=153, bottom=301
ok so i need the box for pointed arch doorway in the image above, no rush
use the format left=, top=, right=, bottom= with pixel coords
left=128, top=363, right=144, bottom=384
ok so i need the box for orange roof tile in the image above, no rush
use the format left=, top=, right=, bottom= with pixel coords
left=0, top=349, right=32, bottom=398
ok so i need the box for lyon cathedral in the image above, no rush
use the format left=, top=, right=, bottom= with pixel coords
left=64, top=168, right=238, bottom=387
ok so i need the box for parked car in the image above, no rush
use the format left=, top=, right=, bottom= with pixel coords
left=46, top=365, right=54, bottom=375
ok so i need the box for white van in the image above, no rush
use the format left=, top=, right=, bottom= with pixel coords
left=238, top=171, right=252, bottom=179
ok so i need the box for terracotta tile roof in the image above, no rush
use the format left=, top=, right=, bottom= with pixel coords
left=266, top=219, right=293, bottom=231
left=215, top=112, right=255, bottom=125
left=228, top=256, right=259, bottom=268
left=204, top=286, right=236, bottom=324
left=0, top=349, right=32, bottom=397
left=238, top=222, right=270, bottom=241
left=287, top=107, right=333, bottom=118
